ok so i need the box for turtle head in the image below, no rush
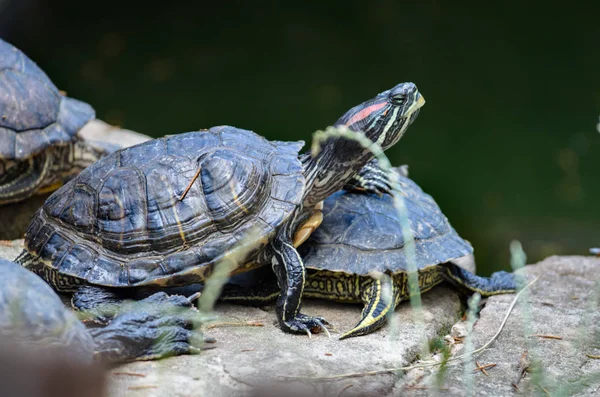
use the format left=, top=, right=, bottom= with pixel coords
left=334, top=82, right=425, bottom=151
left=302, top=82, right=424, bottom=206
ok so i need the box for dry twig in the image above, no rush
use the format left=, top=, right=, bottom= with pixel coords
left=532, top=334, right=563, bottom=340
left=112, top=372, right=146, bottom=377
left=473, top=361, right=496, bottom=376
left=207, top=320, right=264, bottom=329
left=180, top=167, right=202, bottom=201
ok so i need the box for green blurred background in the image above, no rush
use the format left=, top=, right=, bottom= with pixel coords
left=1, top=0, right=598, bottom=275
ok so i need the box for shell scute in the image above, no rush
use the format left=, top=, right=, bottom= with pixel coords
left=58, top=185, right=97, bottom=230
left=98, top=167, right=148, bottom=236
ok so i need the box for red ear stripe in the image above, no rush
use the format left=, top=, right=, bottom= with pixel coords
left=343, top=101, right=387, bottom=127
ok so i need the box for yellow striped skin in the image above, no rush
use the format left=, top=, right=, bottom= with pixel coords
left=300, top=265, right=513, bottom=339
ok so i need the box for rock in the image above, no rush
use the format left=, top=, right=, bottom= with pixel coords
left=0, top=241, right=598, bottom=396
left=78, top=119, right=152, bottom=149
left=451, top=321, right=469, bottom=339
left=0, top=121, right=152, bottom=240
left=416, top=255, right=600, bottom=396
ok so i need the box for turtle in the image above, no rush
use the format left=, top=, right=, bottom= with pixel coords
left=0, top=38, right=114, bottom=205
left=0, top=258, right=213, bottom=364
left=17, top=82, right=425, bottom=336
left=221, top=166, right=519, bottom=339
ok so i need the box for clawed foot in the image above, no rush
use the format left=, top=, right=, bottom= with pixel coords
left=344, top=158, right=392, bottom=196
left=284, top=314, right=331, bottom=338
left=91, top=292, right=215, bottom=363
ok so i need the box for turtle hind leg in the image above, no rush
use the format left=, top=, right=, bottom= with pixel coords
left=442, top=262, right=520, bottom=297
left=339, top=274, right=396, bottom=340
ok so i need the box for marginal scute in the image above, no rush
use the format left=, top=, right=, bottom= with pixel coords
left=39, top=233, right=71, bottom=264
left=85, top=256, right=127, bottom=286
left=58, top=245, right=95, bottom=275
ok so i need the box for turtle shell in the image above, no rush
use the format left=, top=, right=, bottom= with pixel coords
left=0, top=259, right=94, bottom=360
left=0, top=39, right=94, bottom=160
left=24, top=126, right=305, bottom=287
left=298, top=168, right=473, bottom=275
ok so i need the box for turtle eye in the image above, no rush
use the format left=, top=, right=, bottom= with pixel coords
left=391, top=94, right=405, bottom=104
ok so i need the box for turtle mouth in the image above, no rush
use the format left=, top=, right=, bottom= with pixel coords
left=401, top=92, right=425, bottom=120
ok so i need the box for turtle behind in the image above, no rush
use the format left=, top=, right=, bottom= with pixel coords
left=0, top=38, right=107, bottom=205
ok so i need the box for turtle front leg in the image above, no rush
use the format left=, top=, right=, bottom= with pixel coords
left=339, top=274, right=397, bottom=339
left=89, top=292, right=214, bottom=364
left=343, top=158, right=392, bottom=196
left=270, top=236, right=330, bottom=337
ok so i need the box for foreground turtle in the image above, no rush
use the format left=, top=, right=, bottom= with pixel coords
left=0, top=38, right=113, bottom=205
left=0, top=258, right=212, bottom=364
left=18, top=82, right=425, bottom=336
left=222, top=167, right=518, bottom=339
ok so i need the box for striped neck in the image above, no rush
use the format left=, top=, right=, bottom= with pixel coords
left=301, top=144, right=371, bottom=207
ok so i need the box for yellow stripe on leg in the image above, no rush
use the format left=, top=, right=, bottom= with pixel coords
left=339, top=274, right=395, bottom=339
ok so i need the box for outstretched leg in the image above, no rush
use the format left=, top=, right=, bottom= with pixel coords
left=89, top=292, right=215, bottom=364
left=343, top=158, right=392, bottom=196
left=442, top=262, right=519, bottom=296
left=339, top=274, right=396, bottom=340
left=271, top=235, right=330, bottom=337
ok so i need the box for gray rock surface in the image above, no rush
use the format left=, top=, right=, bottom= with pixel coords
left=0, top=241, right=598, bottom=396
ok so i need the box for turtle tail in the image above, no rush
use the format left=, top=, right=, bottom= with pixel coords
left=339, top=274, right=396, bottom=340
left=442, top=262, right=520, bottom=296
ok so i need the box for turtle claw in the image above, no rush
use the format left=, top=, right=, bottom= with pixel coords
left=284, top=314, right=331, bottom=338
left=314, top=319, right=331, bottom=338
left=186, top=292, right=202, bottom=303
left=344, top=158, right=393, bottom=196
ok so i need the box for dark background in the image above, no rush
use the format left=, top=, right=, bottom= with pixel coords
left=2, top=0, right=598, bottom=275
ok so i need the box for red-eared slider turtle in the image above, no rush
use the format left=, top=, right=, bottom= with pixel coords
left=18, top=82, right=425, bottom=336
left=0, top=39, right=110, bottom=205
left=0, top=258, right=212, bottom=364
left=222, top=167, right=518, bottom=339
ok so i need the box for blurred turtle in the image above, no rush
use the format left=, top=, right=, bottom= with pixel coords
left=0, top=39, right=142, bottom=205
left=0, top=258, right=213, bottom=364
left=222, top=166, right=518, bottom=339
